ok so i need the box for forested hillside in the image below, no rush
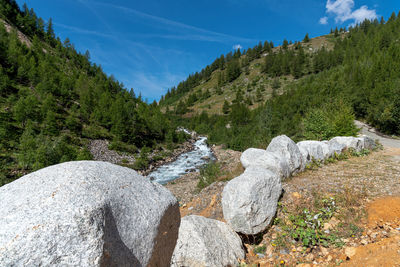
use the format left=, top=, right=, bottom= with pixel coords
left=0, top=0, right=186, bottom=185
left=161, top=12, right=400, bottom=151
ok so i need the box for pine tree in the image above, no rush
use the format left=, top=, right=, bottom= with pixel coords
left=256, top=87, right=263, bottom=102
left=222, top=100, right=230, bottom=114
left=282, top=39, right=289, bottom=50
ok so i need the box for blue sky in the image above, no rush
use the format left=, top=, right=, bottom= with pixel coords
left=16, top=0, right=400, bottom=101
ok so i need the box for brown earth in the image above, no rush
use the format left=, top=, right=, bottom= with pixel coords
left=165, top=145, right=242, bottom=220
left=166, top=146, right=400, bottom=266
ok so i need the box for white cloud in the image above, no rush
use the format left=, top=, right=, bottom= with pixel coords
left=83, top=1, right=256, bottom=44
left=319, top=16, right=329, bottom=25
left=324, top=0, right=377, bottom=24
left=351, top=5, right=378, bottom=24
left=233, top=44, right=242, bottom=50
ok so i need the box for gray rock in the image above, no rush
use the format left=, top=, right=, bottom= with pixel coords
left=324, top=140, right=346, bottom=156
left=222, top=166, right=282, bottom=235
left=240, top=148, right=290, bottom=179
left=297, top=141, right=325, bottom=163
left=298, top=146, right=310, bottom=166
left=0, top=161, right=180, bottom=267
left=266, top=135, right=303, bottom=175
left=359, top=135, right=377, bottom=150
left=171, top=215, right=244, bottom=267
left=329, top=136, right=364, bottom=152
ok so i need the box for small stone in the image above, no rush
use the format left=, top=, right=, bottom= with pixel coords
left=326, top=255, right=333, bottom=262
left=266, top=245, right=274, bottom=256
left=257, top=253, right=265, bottom=258
left=345, top=247, right=357, bottom=259
left=292, top=192, right=301, bottom=198
left=361, top=239, right=369, bottom=245
left=320, top=247, right=329, bottom=256
left=323, top=223, right=332, bottom=231
left=305, top=253, right=315, bottom=261
left=279, top=248, right=289, bottom=255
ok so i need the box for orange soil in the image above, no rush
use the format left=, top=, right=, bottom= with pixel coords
left=344, top=197, right=400, bottom=267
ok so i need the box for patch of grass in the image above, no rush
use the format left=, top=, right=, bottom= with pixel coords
left=271, top=191, right=362, bottom=251
left=253, top=244, right=266, bottom=254
left=197, top=161, right=222, bottom=190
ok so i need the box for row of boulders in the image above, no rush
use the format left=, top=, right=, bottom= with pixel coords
left=222, top=135, right=376, bottom=236
left=0, top=135, right=376, bottom=266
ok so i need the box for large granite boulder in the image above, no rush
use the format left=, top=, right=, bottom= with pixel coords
left=222, top=166, right=282, bottom=235
left=297, top=141, right=325, bottom=163
left=171, top=215, right=245, bottom=267
left=0, top=161, right=180, bottom=267
left=266, top=135, right=303, bottom=174
left=359, top=135, right=377, bottom=150
left=329, top=136, right=364, bottom=152
left=323, top=140, right=346, bottom=156
left=240, top=148, right=290, bottom=179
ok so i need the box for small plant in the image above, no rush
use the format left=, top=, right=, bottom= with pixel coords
left=276, top=197, right=339, bottom=248
left=197, top=161, right=221, bottom=190
left=305, top=157, right=323, bottom=170
left=253, top=245, right=266, bottom=254
left=349, top=148, right=370, bottom=157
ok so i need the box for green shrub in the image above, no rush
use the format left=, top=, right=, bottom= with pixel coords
left=303, top=101, right=358, bottom=141
left=108, top=140, right=138, bottom=154
left=253, top=245, right=266, bottom=254
left=133, top=146, right=151, bottom=170
left=279, top=197, right=340, bottom=247
left=197, top=161, right=221, bottom=190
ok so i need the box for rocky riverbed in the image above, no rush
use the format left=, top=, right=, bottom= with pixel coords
left=148, top=136, right=215, bottom=184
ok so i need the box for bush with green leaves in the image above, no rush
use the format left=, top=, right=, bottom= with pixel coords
left=303, top=101, right=359, bottom=141
left=276, top=197, right=342, bottom=248
left=197, top=161, right=221, bottom=190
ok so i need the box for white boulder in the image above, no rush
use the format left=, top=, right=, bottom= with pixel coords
left=329, top=136, right=364, bottom=152
left=0, top=161, right=180, bottom=267
left=222, top=166, right=282, bottom=235
left=297, top=141, right=325, bottom=163
left=266, top=135, right=303, bottom=175
left=171, top=215, right=245, bottom=267
left=240, top=148, right=290, bottom=179
left=359, top=135, right=376, bottom=150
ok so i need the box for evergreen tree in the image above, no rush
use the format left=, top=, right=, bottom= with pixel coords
left=222, top=100, right=230, bottom=114
left=303, top=33, right=310, bottom=43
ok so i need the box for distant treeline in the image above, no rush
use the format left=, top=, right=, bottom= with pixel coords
left=167, top=12, right=400, bottom=151
left=0, top=0, right=185, bottom=185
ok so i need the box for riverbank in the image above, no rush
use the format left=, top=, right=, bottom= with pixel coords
left=165, top=145, right=242, bottom=209
left=88, top=133, right=198, bottom=176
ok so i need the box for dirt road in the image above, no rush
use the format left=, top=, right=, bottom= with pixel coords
left=355, top=120, right=400, bottom=148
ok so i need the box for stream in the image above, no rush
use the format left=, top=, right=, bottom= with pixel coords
left=148, top=135, right=215, bottom=185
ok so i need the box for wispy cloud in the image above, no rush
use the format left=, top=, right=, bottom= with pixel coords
left=76, top=0, right=113, bottom=32
left=85, top=0, right=256, bottom=44
left=319, top=16, right=328, bottom=25
left=55, top=23, right=114, bottom=39
left=233, top=44, right=243, bottom=50
left=321, top=0, right=377, bottom=25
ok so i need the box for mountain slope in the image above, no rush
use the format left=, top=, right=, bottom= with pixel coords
left=0, top=0, right=185, bottom=185
left=161, top=13, right=400, bottom=151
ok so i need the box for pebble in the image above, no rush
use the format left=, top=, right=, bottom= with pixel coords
left=344, top=247, right=357, bottom=259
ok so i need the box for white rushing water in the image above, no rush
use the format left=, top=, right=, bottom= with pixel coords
left=148, top=136, right=215, bottom=185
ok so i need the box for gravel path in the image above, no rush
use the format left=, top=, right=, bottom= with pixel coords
left=355, top=120, right=400, bottom=148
